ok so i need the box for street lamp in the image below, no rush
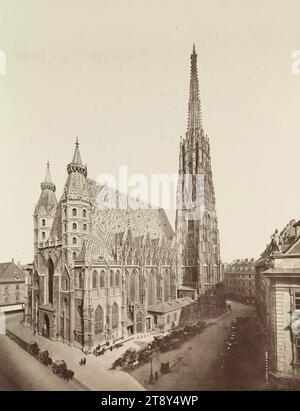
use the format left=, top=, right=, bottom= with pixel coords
left=149, top=354, right=154, bottom=385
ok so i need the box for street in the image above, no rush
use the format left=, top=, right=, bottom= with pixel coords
left=130, top=301, right=266, bottom=390
left=0, top=335, right=84, bottom=391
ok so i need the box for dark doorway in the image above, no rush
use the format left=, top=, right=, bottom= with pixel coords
left=48, top=258, right=54, bottom=304
left=42, top=314, right=50, bottom=338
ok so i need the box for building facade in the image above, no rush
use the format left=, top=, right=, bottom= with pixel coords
left=0, top=260, right=26, bottom=312
left=25, top=46, right=225, bottom=352
left=256, top=219, right=300, bottom=386
left=224, top=258, right=256, bottom=304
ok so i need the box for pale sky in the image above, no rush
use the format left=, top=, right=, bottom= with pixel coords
left=1, top=0, right=300, bottom=264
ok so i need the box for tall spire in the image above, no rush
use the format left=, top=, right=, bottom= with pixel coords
left=187, top=44, right=202, bottom=131
left=67, top=138, right=87, bottom=176
left=41, top=162, right=56, bottom=192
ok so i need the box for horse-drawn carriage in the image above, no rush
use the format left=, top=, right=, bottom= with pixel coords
left=38, top=350, right=52, bottom=367
left=52, top=360, right=74, bottom=381
left=27, top=341, right=40, bottom=356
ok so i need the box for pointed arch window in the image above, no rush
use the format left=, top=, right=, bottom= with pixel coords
left=72, top=252, right=77, bottom=261
left=95, top=305, right=104, bottom=335
left=148, top=270, right=156, bottom=305
left=164, top=269, right=170, bottom=302
left=112, top=303, right=119, bottom=329
left=110, top=270, right=114, bottom=287
left=48, top=258, right=54, bottom=305
left=100, top=271, right=105, bottom=288
left=42, top=232, right=46, bottom=240
left=72, top=208, right=77, bottom=217
left=83, top=209, right=87, bottom=218
left=72, top=237, right=77, bottom=245
left=115, top=270, right=120, bottom=287
left=92, top=270, right=98, bottom=289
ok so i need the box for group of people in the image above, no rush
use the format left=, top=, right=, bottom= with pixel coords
left=79, top=357, right=87, bottom=366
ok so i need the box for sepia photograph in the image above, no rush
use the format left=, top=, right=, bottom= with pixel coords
left=1, top=0, right=300, bottom=399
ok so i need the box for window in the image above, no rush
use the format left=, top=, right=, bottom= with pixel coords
left=63, top=278, right=69, bottom=290
left=167, top=315, right=170, bottom=324
left=72, top=223, right=77, bottom=231
left=93, top=270, right=97, bottom=288
left=115, top=271, right=120, bottom=287
left=83, top=209, right=87, bottom=218
left=100, top=271, right=105, bottom=288
left=42, top=232, right=46, bottom=240
left=174, top=312, right=177, bottom=322
left=64, top=224, right=67, bottom=232
left=110, top=270, right=114, bottom=287
left=72, top=208, right=77, bottom=217
left=72, top=252, right=77, bottom=261
left=16, top=294, right=19, bottom=302
left=112, top=303, right=119, bottom=329
left=95, top=305, right=104, bottom=335
left=42, top=219, right=46, bottom=226
left=16, top=284, right=19, bottom=290
left=295, top=292, right=300, bottom=310
left=72, top=237, right=77, bottom=245
left=83, top=224, right=87, bottom=231
left=64, top=209, right=67, bottom=217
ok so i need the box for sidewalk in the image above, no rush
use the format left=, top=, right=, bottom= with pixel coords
left=6, top=315, right=144, bottom=391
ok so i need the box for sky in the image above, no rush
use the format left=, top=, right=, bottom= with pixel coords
left=1, top=0, right=300, bottom=264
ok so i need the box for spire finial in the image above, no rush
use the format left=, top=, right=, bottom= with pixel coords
left=47, top=160, right=50, bottom=169
left=193, top=43, right=196, bottom=54
left=75, top=137, right=79, bottom=149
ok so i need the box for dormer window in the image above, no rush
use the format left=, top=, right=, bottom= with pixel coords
left=72, top=223, right=77, bottom=231
left=42, top=219, right=46, bottom=227
left=83, top=209, right=87, bottom=218
left=72, top=208, right=77, bottom=217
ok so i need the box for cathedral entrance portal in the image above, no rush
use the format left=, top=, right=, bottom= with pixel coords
left=42, top=313, right=50, bottom=338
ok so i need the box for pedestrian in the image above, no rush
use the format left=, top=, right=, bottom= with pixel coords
left=83, top=357, right=86, bottom=366
left=155, top=371, right=159, bottom=380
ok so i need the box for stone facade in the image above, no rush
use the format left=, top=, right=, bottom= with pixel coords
left=256, top=219, right=300, bottom=385
left=224, top=258, right=256, bottom=304
left=0, top=260, right=26, bottom=311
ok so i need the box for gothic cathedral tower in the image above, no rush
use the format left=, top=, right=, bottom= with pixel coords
left=176, top=45, right=222, bottom=296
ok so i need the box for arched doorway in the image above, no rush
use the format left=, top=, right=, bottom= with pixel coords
left=48, top=258, right=54, bottom=304
left=42, top=313, right=50, bottom=338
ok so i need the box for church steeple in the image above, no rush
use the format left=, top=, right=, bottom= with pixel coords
left=67, top=138, right=87, bottom=177
left=187, top=44, right=202, bottom=132
left=41, top=161, right=56, bottom=192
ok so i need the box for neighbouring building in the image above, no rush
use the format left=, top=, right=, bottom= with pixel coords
left=256, top=219, right=300, bottom=387
left=25, top=45, right=225, bottom=352
left=224, top=258, right=256, bottom=304
left=0, top=260, right=26, bottom=313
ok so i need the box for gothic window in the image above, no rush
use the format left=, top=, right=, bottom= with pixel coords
left=167, top=315, right=170, bottom=324
left=34, top=272, right=39, bottom=287
left=64, top=224, right=67, bottom=232
left=170, top=271, right=176, bottom=300
left=78, top=272, right=84, bottom=288
left=156, top=273, right=162, bottom=300
left=164, top=269, right=170, bottom=302
left=147, top=270, right=156, bottom=306
left=62, top=277, right=69, bottom=290
left=73, top=223, right=77, bottom=231
left=100, top=271, right=105, bottom=288
left=95, top=305, right=104, bottom=335
left=139, top=273, right=144, bottom=303
left=83, top=209, right=87, bottom=218
left=77, top=304, right=83, bottom=320
left=92, top=270, right=97, bottom=288
left=42, top=232, right=46, bottom=240
left=64, top=298, right=68, bottom=308
left=110, top=270, right=114, bottom=287
left=83, top=224, right=87, bottom=231
left=42, top=219, right=46, bottom=227
left=127, top=271, right=137, bottom=303
left=48, top=258, right=54, bottom=305
left=73, top=252, right=77, bottom=261
left=72, top=237, right=77, bottom=245
left=115, top=270, right=120, bottom=287
left=72, top=208, right=77, bottom=217
left=112, top=303, right=119, bottom=329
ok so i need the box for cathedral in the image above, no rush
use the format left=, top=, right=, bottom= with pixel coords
left=25, top=46, right=224, bottom=352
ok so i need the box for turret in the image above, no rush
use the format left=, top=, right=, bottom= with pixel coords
left=61, top=138, right=91, bottom=266
left=34, top=162, right=57, bottom=255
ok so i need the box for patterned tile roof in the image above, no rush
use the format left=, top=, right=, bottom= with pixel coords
left=0, top=261, right=25, bottom=283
